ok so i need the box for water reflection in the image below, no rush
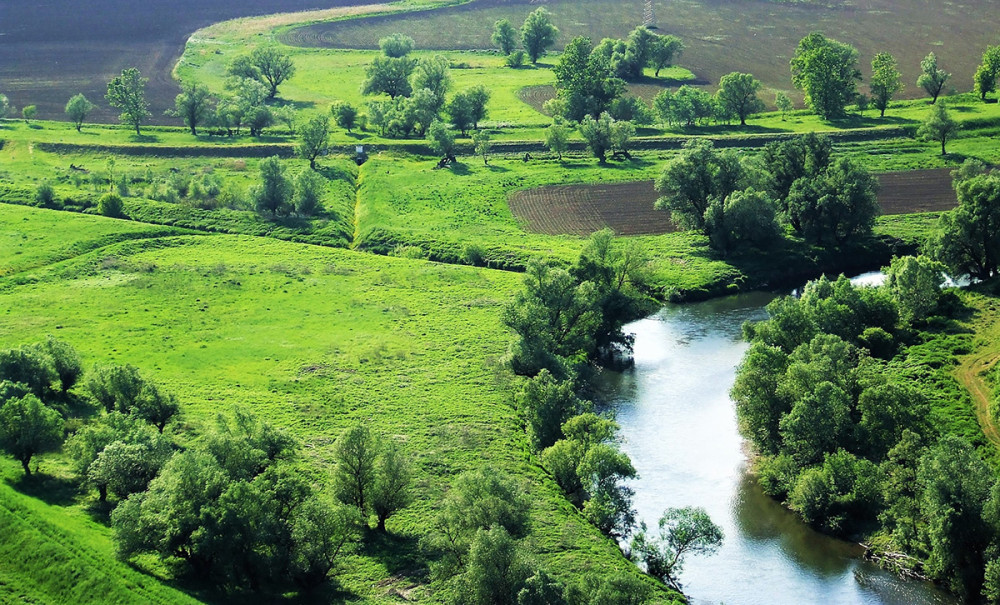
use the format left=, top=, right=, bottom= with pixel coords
left=597, top=292, right=956, bottom=605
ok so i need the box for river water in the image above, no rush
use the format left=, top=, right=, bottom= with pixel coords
left=597, top=287, right=957, bottom=605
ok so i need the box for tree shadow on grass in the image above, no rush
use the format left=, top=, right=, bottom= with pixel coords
left=129, top=134, right=160, bottom=144
left=485, top=163, right=510, bottom=173
left=360, top=530, right=428, bottom=584
left=7, top=472, right=79, bottom=507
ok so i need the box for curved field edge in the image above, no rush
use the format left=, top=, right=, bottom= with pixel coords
left=0, top=211, right=678, bottom=603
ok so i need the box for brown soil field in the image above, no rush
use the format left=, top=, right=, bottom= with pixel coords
left=509, top=168, right=958, bottom=236
left=0, top=0, right=388, bottom=123
left=286, top=0, right=1000, bottom=104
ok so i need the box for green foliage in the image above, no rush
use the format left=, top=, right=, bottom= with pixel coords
left=473, top=129, right=492, bottom=165
left=492, top=19, right=519, bottom=55
left=86, top=364, right=179, bottom=432
left=630, top=507, right=723, bottom=591
left=521, top=8, right=558, bottom=64
left=930, top=161, right=1000, bottom=279
left=379, top=33, right=415, bottom=58
left=168, top=82, right=212, bottom=135
left=918, top=435, right=994, bottom=598
left=917, top=52, right=950, bottom=104
left=105, top=68, right=150, bottom=135
left=0, top=345, right=57, bottom=398
left=870, top=52, right=902, bottom=117
left=648, top=34, right=684, bottom=77
left=918, top=100, right=959, bottom=155
left=413, top=55, right=452, bottom=110
left=579, top=112, right=615, bottom=163
left=332, top=423, right=378, bottom=516
left=785, top=155, right=880, bottom=245
left=251, top=155, right=293, bottom=216
left=715, top=72, right=765, bottom=126
left=427, top=119, right=457, bottom=158
left=0, top=395, right=63, bottom=475
left=370, top=438, right=412, bottom=531
left=331, top=100, right=358, bottom=133
left=452, top=527, right=532, bottom=605
left=21, top=105, right=37, bottom=124
left=293, top=168, right=325, bottom=216
left=975, top=45, right=1000, bottom=101
left=0, top=94, right=10, bottom=120
left=249, top=46, right=296, bottom=99
left=363, top=55, right=417, bottom=99
left=704, top=188, right=780, bottom=254
left=88, top=438, right=172, bottom=500
left=545, top=119, right=570, bottom=160
left=33, top=182, right=56, bottom=209
left=65, top=93, right=96, bottom=131
left=553, top=37, right=625, bottom=122
left=97, top=192, right=125, bottom=218
left=296, top=114, right=331, bottom=169
left=775, top=91, right=793, bottom=118
left=790, top=33, right=861, bottom=119
left=884, top=255, right=946, bottom=323
left=518, top=371, right=584, bottom=451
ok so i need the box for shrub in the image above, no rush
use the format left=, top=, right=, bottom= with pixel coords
left=506, top=50, right=526, bottom=68
left=97, top=193, right=125, bottom=218
left=34, top=183, right=56, bottom=208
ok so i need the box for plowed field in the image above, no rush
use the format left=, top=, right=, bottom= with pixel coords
left=509, top=169, right=958, bottom=236
left=0, top=0, right=387, bottom=123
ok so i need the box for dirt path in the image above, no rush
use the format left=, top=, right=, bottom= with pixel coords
left=955, top=338, right=1000, bottom=450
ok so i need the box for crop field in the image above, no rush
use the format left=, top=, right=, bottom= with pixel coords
left=0, top=0, right=401, bottom=123
left=284, top=0, right=1000, bottom=102
left=507, top=168, right=959, bottom=237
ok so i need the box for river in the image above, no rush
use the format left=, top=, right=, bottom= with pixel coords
left=596, top=285, right=958, bottom=605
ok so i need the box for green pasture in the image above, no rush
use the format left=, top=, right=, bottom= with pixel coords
left=0, top=209, right=670, bottom=602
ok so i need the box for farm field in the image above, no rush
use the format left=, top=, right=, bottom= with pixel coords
left=282, top=0, right=1000, bottom=103
left=508, top=168, right=960, bottom=237
left=0, top=0, right=446, bottom=123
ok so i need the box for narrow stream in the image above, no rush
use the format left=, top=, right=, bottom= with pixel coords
left=597, top=286, right=957, bottom=604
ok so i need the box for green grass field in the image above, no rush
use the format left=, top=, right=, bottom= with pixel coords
left=0, top=206, right=674, bottom=603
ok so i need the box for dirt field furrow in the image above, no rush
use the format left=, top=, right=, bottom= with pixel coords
left=509, top=169, right=958, bottom=236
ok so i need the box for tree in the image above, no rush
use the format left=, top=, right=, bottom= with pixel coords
left=65, top=94, right=96, bottom=132
left=704, top=188, right=781, bottom=254
left=370, top=439, right=412, bottom=531
left=427, top=120, right=457, bottom=160
left=447, top=93, right=474, bottom=136
left=579, top=443, right=637, bottom=538
left=0, top=346, right=56, bottom=398
left=379, top=33, right=415, bottom=58
left=293, top=169, right=324, bottom=216
left=918, top=435, right=993, bottom=599
left=631, top=507, right=723, bottom=591
left=408, top=88, right=440, bottom=136
left=331, top=101, right=357, bottom=133
left=775, top=92, right=793, bottom=119
left=87, top=364, right=144, bottom=412
left=106, top=68, right=150, bottom=135
left=132, top=383, right=179, bottom=433
left=870, top=52, right=902, bottom=117
left=88, top=439, right=171, bottom=499
left=0, top=395, right=63, bottom=475
left=974, top=45, right=1000, bottom=101
left=249, top=47, right=296, bottom=99
left=272, top=105, right=297, bottom=133
left=579, top=112, right=614, bottom=163
left=609, top=120, right=635, bottom=159
left=296, top=115, right=330, bottom=170
left=251, top=156, right=292, bottom=216
left=918, top=100, right=959, bottom=155
left=492, top=19, right=519, bottom=55
left=885, top=255, right=946, bottom=323
left=553, top=37, right=625, bottom=121
left=931, top=162, right=1000, bottom=279
left=545, top=119, right=570, bottom=160
left=855, top=92, right=869, bottom=116
left=779, top=381, right=851, bottom=466
left=454, top=527, right=532, bottom=605
left=716, top=72, right=765, bottom=126
left=790, top=33, right=862, bottom=119
left=918, top=52, right=950, bottom=104
left=521, top=8, right=558, bottom=64
left=363, top=56, right=416, bottom=99
left=332, top=423, right=377, bottom=518
left=648, top=34, right=684, bottom=77
left=473, top=130, right=492, bottom=166
left=412, top=55, right=451, bottom=111
left=0, top=94, right=10, bottom=120
left=784, top=156, right=879, bottom=245
left=21, top=105, right=36, bottom=124
left=290, top=498, right=361, bottom=589
left=517, top=370, right=584, bottom=450
left=465, top=85, right=491, bottom=130
left=168, top=82, right=212, bottom=135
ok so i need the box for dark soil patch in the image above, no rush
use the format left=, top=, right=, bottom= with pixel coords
left=509, top=169, right=957, bottom=236
left=0, top=0, right=387, bottom=124
left=286, top=0, right=999, bottom=107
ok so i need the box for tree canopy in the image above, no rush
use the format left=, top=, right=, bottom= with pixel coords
left=790, top=33, right=861, bottom=119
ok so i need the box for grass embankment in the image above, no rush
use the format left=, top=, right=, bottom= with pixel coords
left=0, top=205, right=675, bottom=603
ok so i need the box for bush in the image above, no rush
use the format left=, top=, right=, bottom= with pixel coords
left=506, top=50, right=526, bottom=68
left=34, top=183, right=57, bottom=208
left=97, top=193, right=125, bottom=218
left=461, top=243, right=486, bottom=266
